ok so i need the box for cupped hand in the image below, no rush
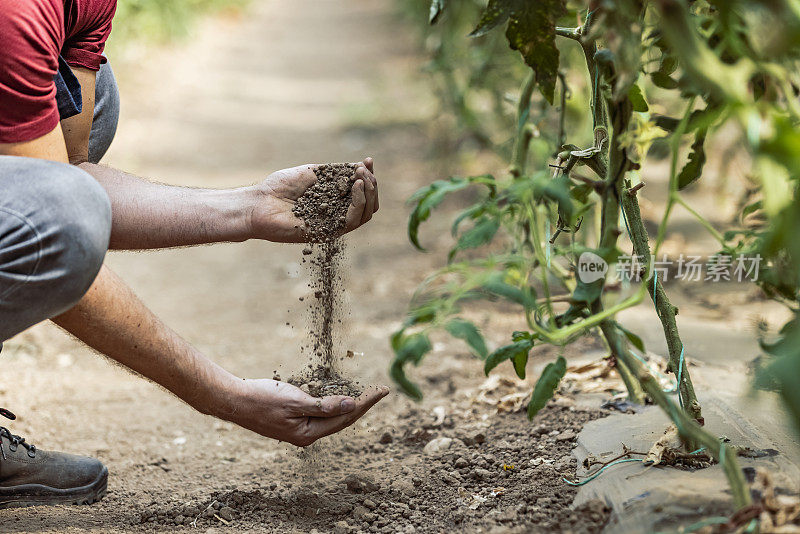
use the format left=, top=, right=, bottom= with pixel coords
left=225, top=378, right=389, bottom=447
left=250, top=157, right=378, bottom=243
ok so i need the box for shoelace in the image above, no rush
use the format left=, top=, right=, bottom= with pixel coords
left=0, top=408, right=36, bottom=460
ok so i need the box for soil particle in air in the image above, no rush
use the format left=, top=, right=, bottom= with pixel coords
left=289, top=163, right=360, bottom=397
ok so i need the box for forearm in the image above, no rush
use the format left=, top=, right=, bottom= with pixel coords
left=78, top=162, right=256, bottom=249
left=52, top=264, right=239, bottom=416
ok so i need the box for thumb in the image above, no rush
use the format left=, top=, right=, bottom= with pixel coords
left=297, top=394, right=357, bottom=418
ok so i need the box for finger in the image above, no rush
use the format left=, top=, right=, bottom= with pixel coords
left=345, top=179, right=366, bottom=232
left=359, top=168, right=375, bottom=226
left=363, top=157, right=374, bottom=174
left=360, top=166, right=378, bottom=213
left=304, top=385, right=389, bottom=440
left=294, top=394, right=357, bottom=418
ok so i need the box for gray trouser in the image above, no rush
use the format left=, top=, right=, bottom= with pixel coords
left=0, top=62, right=119, bottom=342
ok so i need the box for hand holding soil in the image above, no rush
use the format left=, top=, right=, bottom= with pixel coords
left=250, top=157, right=378, bottom=243
left=220, top=379, right=388, bottom=447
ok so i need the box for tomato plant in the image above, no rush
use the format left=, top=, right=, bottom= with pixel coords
left=391, top=0, right=800, bottom=515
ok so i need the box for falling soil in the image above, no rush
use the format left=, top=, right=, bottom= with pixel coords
left=288, top=163, right=362, bottom=398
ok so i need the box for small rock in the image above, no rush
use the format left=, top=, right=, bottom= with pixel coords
left=217, top=507, right=234, bottom=522
left=378, top=432, right=393, bottom=444
left=555, top=430, right=576, bottom=441
left=363, top=498, right=377, bottom=510
left=454, top=457, right=469, bottom=468
left=471, top=468, right=492, bottom=481
left=333, top=520, right=351, bottom=534
left=390, top=478, right=416, bottom=496
left=344, top=474, right=380, bottom=493
left=423, top=437, right=465, bottom=455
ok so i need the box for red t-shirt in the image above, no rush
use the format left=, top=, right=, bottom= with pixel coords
left=0, top=0, right=116, bottom=143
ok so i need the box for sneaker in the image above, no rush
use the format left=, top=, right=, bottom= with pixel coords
left=0, top=408, right=107, bottom=508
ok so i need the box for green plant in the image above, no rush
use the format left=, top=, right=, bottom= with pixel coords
left=392, top=0, right=800, bottom=516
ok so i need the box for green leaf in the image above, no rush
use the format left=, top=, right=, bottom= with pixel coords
left=571, top=279, right=604, bottom=305
left=482, top=274, right=536, bottom=308
left=429, top=0, right=445, bottom=24
left=628, top=84, right=649, bottom=112
left=390, top=332, right=433, bottom=400
left=408, top=178, right=471, bottom=251
left=741, top=200, right=763, bottom=221
left=470, top=0, right=511, bottom=37
left=677, top=129, right=707, bottom=190
left=527, top=356, right=566, bottom=420
left=405, top=306, right=437, bottom=327
left=449, top=218, right=500, bottom=262
left=651, top=71, right=678, bottom=90
left=512, top=350, right=528, bottom=379
left=445, top=318, right=488, bottom=358
left=451, top=204, right=486, bottom=236
left=504, top=0, right=566, bottom=104
left=617, top=323, right=646, bottom=352
left=484, top=339, right=533, bottom=375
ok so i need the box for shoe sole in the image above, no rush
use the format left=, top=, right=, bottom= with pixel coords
left=0, top=466, right=107, bottom=509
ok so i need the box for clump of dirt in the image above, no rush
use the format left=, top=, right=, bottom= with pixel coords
left=292, top=163, right=357, bottom=244
left=290, top=163, right=359, bottom=398
left=288, top=364, right=362, bottom=398
left=132, top=399, right=612, bottom=533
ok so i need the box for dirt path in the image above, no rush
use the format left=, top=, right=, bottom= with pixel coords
left=1, top=1, right=796, bottom=532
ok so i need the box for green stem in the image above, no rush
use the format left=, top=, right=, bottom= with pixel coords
left=511, top=72, right=538, bottom=178
left=621, top=189, right=703, bottom=423
left=672, top=194, right=725, bottom=245
left=600, top=316, right=751, bottom=510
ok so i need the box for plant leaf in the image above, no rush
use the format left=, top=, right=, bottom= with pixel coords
left=504, top=0, right=566, bottom=104
left=470, top=0, right=512, bottom=37
left=512, top=350, right=528, bottom=379
left=617, top=323, right=646, bottom=352
left=677, top=129, right=707, bottom=190
left=527, top=356, right=567, bottom=419
left=408, top=178, right=471, bottom=251
left=628, top=83, right=649, bottom=112
left=429, top=0, right=446, bottom=24
left=445, top=318, right=489, bottom=358
left=484, top=339, right=533, bottom=375
left=449, top=217, right=500, bottom=262
left=390, top=332, right=433, bottom=400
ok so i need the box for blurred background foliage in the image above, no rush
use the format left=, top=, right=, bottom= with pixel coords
left=109, top=0, right=248, bottom=47
left=390, top=0, right=800, bottom=446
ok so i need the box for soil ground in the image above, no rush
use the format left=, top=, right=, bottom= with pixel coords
left=0, top=0, right=796, bottom=532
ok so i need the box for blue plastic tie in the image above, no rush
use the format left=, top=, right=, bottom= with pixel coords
left=563, top=458, right=642, bottom=487
left=675, top=344, right=685, bottom=407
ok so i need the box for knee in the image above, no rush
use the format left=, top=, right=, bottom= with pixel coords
left=22, top=162, right=112, bottom=311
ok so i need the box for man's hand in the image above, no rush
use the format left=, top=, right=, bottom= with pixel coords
left=250, top=157, right=378, bottom=243
left=222, top=379, right=389, bottom=447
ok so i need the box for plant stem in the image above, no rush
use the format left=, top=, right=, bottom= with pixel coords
left=620, top=190, right=703, bottom=423
left=598, top=313, right=752, bottom=511
left=511, top=72, right=538, bottom=178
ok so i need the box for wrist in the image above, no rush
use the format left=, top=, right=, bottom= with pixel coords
left=192, top=365, right=244, bottom=419
left=219, top=186, right=260, bottom=242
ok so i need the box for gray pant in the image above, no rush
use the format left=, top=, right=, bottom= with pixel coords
left=0, top=63, right=120, bottom=342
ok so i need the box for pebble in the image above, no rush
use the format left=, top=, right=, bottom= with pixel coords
left=378, top=432, right=393, bottom=444
left=555, top=430, right=576, bottom=441
left=423, top=437, right=465, bottom=455
left=217, top=507, right=234, bottom=522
